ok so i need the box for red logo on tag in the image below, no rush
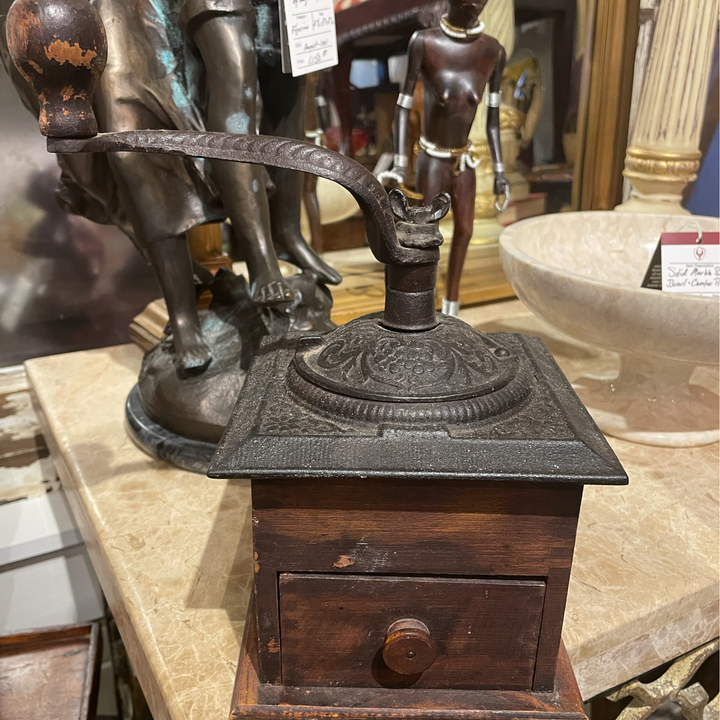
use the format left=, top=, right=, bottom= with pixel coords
left=694, top=246, right=706, bottom=261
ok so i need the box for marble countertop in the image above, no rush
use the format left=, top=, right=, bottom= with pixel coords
left=25, top=299, right=719, bottom=720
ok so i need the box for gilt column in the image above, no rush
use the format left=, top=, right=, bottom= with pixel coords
left=616, top=0, right=719, bottom=214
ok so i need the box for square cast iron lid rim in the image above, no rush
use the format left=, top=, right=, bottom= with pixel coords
left=207, top=333, right=629, bottom=487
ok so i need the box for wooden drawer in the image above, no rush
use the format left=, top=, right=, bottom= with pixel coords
left=278, top=573, right=546, bottom=690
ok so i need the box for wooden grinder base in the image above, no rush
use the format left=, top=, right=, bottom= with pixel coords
left=230, top=604, right=586, bottom=720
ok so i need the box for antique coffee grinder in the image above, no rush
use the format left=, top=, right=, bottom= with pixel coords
left=7, top=2, right=627, bottom=717
left=208, top=185, right=628, bottom=718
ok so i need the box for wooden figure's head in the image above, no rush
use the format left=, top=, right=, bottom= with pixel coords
left=447, top=0, right=489, bottom=23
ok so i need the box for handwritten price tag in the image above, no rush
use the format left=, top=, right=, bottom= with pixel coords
left=279, top=0, right=339, bottom=77
left=661, top=232, right=720, bottom=296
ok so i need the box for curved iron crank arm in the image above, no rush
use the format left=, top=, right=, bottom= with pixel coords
left=47, top=132, right=436, bottom=270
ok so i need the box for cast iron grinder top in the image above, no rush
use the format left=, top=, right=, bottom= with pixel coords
left=210, top=192, right=626, bottom=487
left=289, top=191, right=530, bottom=427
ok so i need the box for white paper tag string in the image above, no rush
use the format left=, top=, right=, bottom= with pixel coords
left=675, top=220, right=704, bottom=244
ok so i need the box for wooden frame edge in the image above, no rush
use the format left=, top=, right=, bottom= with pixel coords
left=574, top=0, right=641, bottom=210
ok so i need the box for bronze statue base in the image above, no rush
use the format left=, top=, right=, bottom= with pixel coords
left=127, top=269, right=335, bottom=473
left=125, top=386, right=217, bottom=473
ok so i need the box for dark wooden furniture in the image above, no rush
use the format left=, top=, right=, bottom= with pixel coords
left=0, top=623, right=102, bottom=720
left=246, top=476, right=586, bottom=694
left=210, top=190, right=628, bottom=717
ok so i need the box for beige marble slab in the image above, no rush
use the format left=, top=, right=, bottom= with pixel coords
left=25, top=299, right=719, bottom=720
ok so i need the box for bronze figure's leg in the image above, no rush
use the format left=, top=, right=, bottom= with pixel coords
left=326, top=52, right=354, bottom=158
left=445, top=167, right=476, bottom=305
left=193, top=14, right=293, bottom=306
left=259, top=68, right=342, bottom=285
left=106, top=151, right=213, bottom=377
left=146, top=235, right=212, bottom=376
left=302, top=173, right=323, bottom=254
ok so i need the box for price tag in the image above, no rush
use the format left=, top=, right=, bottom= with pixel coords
left=279, top=0, right=339, bottom=77
left=660, top=231, right=720, bottom=295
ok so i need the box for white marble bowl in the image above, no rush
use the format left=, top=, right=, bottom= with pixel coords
left=499, top=212, right=719, bottom=447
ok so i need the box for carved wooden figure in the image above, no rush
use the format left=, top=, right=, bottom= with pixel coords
left=382, top=0, right=510, bottom=316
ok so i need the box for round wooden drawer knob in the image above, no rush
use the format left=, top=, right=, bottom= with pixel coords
left=382, top=619, right=436, bottom=675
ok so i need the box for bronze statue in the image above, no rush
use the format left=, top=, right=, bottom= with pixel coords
left=1, top=0, right=343, bottom=469
left=0, top=0, right=340, bottom=379
left=381, top=0, right=509, bottom=316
